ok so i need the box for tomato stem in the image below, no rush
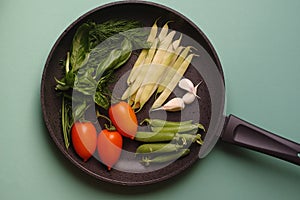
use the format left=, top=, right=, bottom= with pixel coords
left=96, top=110, right=116, bottom=131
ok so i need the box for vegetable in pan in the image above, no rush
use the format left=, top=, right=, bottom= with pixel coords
left=71, top=121, right=97, bottom=162
left=135, top=118, right=204, bottom=166
left=54, top=18, right=205, bottom=170
left=127, top=19, right=158, bottom=84
left=122, top=20, right=198, bottom=111
left=55, top=20, right=148, bottom=149
left=135, top=131, right=203, bottom=144
left=109, top=101, right=138, bottom=140
left=151, top=78, right=202, bottom=111
left=151, top=53, right=198, bottom=109
left=141, top=117, right=204, bottom=133
left=141, top=149, right=190, bottom=166
left=140, top=118, right=193, bottom=127
left=151, top=97, right=185, bottom=112
left=136, top=143, right=185, bottom=154
left=97, top=129, right=123, bottom=171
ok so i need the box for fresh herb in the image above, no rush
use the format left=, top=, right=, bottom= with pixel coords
left=70, top=23, right=91, bottom=72
left=56, top=20, right=148, bottom=92
left=61, top=95, right=73, bottom=149
left=88, top=20, right=143, bottom=49
left=55, top=20, right=148, bottom=148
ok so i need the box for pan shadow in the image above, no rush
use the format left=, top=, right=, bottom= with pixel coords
left=214, top=141, right=300, bottom=181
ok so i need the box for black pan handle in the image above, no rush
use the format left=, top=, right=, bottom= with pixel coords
left=221, top=114, right=300, bottom=165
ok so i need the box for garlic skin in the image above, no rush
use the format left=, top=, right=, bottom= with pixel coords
left=182, top=92, right=196, bottom=104
left=178, top=78, right=194, bottom=93
left=178, top=78, right=202, bottom=98
left=151, top=97, right=185, bottom=112
left=193, top=81, right=202, bottom=99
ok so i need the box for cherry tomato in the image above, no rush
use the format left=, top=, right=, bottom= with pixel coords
left=71, top=122, right=97, bottom=162
left=97, top=129, right=123, bottom=170
left=109, top=101, right=138, bottom=139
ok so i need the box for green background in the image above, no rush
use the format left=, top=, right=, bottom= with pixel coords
left=1, top=0, right=300, bottom=199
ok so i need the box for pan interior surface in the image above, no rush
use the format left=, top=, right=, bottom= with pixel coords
left=41, top=1, right=224, bottom=185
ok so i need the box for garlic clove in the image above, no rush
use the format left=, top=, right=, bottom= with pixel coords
left=178, top=78, right=194, bottom=93
left=182, top=92, right=196, bottom=104
left=151, top=97, right=185, bottom=112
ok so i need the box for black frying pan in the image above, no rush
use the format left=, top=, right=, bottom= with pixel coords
left=40, top=1, right=300, bottom=186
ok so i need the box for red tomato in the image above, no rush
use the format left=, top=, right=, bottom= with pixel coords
left=97, top=129, right=123, bottom=170
left=108, top=101, right=138, bottom=139
left=71, top=122, right=97, bottom=162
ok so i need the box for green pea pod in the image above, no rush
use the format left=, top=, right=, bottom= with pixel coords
left=141, top=149, right=190, bottom=166
left=135, top=131, right=203, bottom=145
left=151, top=123, right=198, bottom=134
left=140, top=118, right=193, bottom=127
left=136, top=143, right=183, bottom=154
left=135, top=131, right=176, bottom=143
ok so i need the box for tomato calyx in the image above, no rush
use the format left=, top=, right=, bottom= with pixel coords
left=96, top=110, right=116, bottom=131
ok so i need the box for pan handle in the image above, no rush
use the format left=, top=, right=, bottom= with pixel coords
left=221, top=114, right=300, bottom=165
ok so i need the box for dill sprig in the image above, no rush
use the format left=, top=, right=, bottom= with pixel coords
left=89, top=20, right=144, bottom=50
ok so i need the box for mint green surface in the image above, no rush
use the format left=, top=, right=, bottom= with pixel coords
left=1, top=0, right=300, bottom=199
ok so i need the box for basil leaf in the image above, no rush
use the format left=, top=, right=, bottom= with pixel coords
left=94, top=92, right=110, bottom=110
left=70, top=23, right=93, bottom=72
left=112, top=38, right=132, bottom=70
left=94, top=37, right=132, bottom=79
left=73, top=100, right=90, bottom=122
left=73, top=68, right=97, bottom=95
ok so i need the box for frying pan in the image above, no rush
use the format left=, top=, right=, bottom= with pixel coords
left=40, top=1, right=300, bottom=186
